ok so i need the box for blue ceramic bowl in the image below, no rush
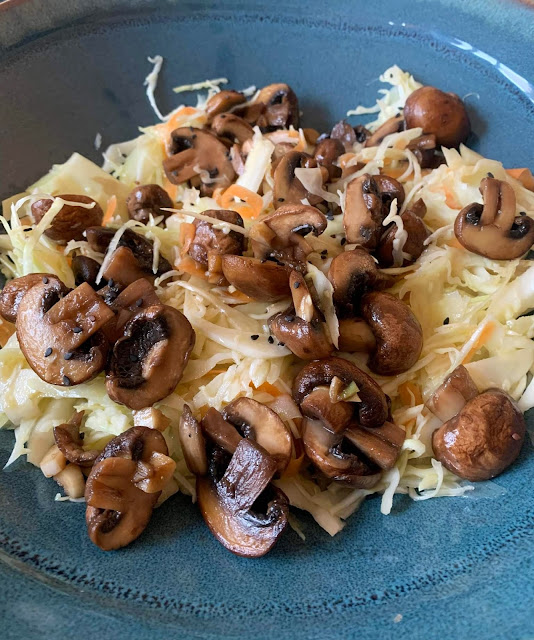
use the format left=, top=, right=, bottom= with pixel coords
left=1, top=2, right=533, bottom=639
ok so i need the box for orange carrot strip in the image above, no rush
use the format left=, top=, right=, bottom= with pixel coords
left=398, top=381, right=423, bottom=407
left=178, top=222, right=196, bottom=256
left=176, top=255, right=208, bottom=280
left=444, top=188, right=460, bottom=209
left=281, top=453, right=305, bottom=478
left=102, top=195, right=117, bottom=226
left=449, top=237, right=464, bottom=249
left=506, top=168, right=534, bottom=191
left=220, top=185, right=263, bottom=220
left=252, top=381, right=284, bottom=397
left=225, top=289, right=255, bottom=303
left=462, top=322, right=495, bottom=364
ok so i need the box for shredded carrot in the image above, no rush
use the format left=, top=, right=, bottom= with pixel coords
left=338, top=153, right=357, bottom=170
left=382, top=165, right=409, bottom=180
left=444, top=188, right=460, bottom=209
left=449, top=237, right=464, bottom=250
left=220, top=184, right=263, bottom=220
left=212, top=187, right=225, bottom=206
left=252, top=381, right=284, bottom=397
left=225, top=289, right=255, bottom=303
left=162, top=178, right=179, bottom=202
left=398, top=381, right=423, bottom=407
left=0, top=319, right=15, bottom=347
left=175, top=255, right=208, bottom=280
left=506, top=168, right=534, bottom=191
left=156, top=106, right=201, bottom=142
left=102, top=195, right=117, bottom=226
left=208, top=368, right=228, bottom=376
left=281, top=453, right=304, bottom=478
left=178, top=221, right=196, bottom=256
left=462, top=322, right=495, bottom=364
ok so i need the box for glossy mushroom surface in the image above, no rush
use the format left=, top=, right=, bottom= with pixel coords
left=221, top=255, right=291, bottom=301
left=54, top=412, right=98, bottom=467
left=427, top=365, right=479, bottom=422
left=0, top=273, right=62, bottom=323
left=126, top=184, right=173, bottom=224
left=31, top=194, right=103, bottom=244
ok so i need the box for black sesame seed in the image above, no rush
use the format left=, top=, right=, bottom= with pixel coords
left=293, top=281, right=301, bottom=289
left=341, top=238, right=347, bottom=246
left=321, top=255, right=327, bottom=260
left=72, top=326, right=82, bottom=334
left=284, top=315, right=294, bottom=323
left=250, top=334, right=259, bottom=341
left=79, top=432, right=85, bottom=441
left=321, top=249, right=328, bottom=255
left=268, top=336, right=274, bottom=344
left=487, top=172, right=494, bottom=178
left=278, top=198, right=285, bottom=202
left=278, top=342, right=285, bottom=347
left=44, top=347, right=52, bottom=357
left=443, top=317, right=450, bottom=325
left=62, top=376, right=71, bottom=386
left=42, top=276, right=49, bottom=284
left=135, top=298, right=143, bottom=307
left=520, top=211, right=527, bottom=216
left=64, top=352, right=74, bottom=360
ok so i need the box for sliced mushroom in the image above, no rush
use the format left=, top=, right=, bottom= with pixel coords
left=343, top=173, right=384, bottom=248
left=373, top=175, right=405, bottom=210
left=17, top=280, right=114, bottom=386
left=221, top=255, right=291, bottom=301
left=187, top=209, right=245, bottom=284
left=273, top=151, right=324, bottom=208
left=163, top=127, right=236, bottom=195
left=31, top=195, right=103, bottom=244
left=254, top=83, right=299, bottom=130
left=223, top=397, right=292, bottom=473
left=330, top=120, right=357, bottom=152
left=202, top=407, right=243, bottom=454
left=126, top=184, right=173, bottom=224
left=328, top=248, right=393, bottom=316
left=364, top=115, right=404, bottom=148
left=197, top=438, right=289, bottom=557
left=406, top=134, right=440, bottom=169
left=72, top=256, right=101, bottom=289
left=361, top=291, right=423, bottom=376
left=404, top=86, right=470, bottom=148
left=432, top=389, right=525, bottom=481
left=302, top=418, right=381, bottom=488
left=106, top=304, right=195, bottom=410
left=178, top=405, right=208, bottom=476
left=376, top=208, right=430, bottom=267
left=427, top=365, right=479, bottom=422
left=293, top=356, right=389, bottom=428
left=338, top=317, right=376, bottom=352
left=300, top=386, right=354, bottom=434
left=454, top=177, right=534, bottom=259
left=211, top=113, right=254, bottom=145
left=85, top=426, right=169, bottom=550
left=206, top=90, right=246, bottom=119
left=0, top=273, right=62, bottom=323
left=314, top=138, right=344, bottom=180
left=268, top=271, right=333, bottom=360
left=344, top=420, right=405, bottom=470
left=54, top=411, right=98, bottom=467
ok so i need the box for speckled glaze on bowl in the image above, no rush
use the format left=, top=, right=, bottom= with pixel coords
left=0, top=1, right=533, bottom=639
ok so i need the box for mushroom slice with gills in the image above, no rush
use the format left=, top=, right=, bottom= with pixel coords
left=221, top=255, right=291, bottom=302
left=126, top=184, right=173, bottom=225
left=54, top=411, right=99, bottom=467
left=294, top=356, right=389, bottom=428
left=361, top=291, right=423, bottom=376
left=344, top=420, right=405, bottom=471
left=85, top=426, right=169, bottom=550
left=338, top=317, right=376, bottom=353
left=273, top=151, right=326, bottom=208
left=302, top=418, right=381, bottom=488
left=427, top=365, right=479, bottom=422
left=16, top=280, right=114, bottom=386
left=163, top=127, right=236, bottom=196
left=201, top=408, right=243, bottom=454
left=268, top=271, right=333, bottom=360
left=197, top=438, right=289, bottom=557
left=376, top=208, right=430, bottom=267
left=30, top=194, right=103, bottom=244
left=72, top=256, right=101, bottom=289
left=432, top=389, right=525, bottom=481
left=187, top=209, right=245, bottom=284
left=406, top=134, right=440, bottom=169
left=314, top=138, right=345, bottom=180
left=364, top=114, right=404, bottom=148
left=299, top=386, right=354, bottom=434
left=454, top=177, right=534, bottom=260
left=404, top=86, right=470, bottom=148
left=0, top=273, right=62, bottom=323
left=178, top=405, right=208, bottom=476
left=343, top=173, right=385, bottom=248
left=328, top=248, right=394, bottom=317
left=251, top=204, right=327, bottom=263
left=254, top=83, right=299, bottom=130
left=205, top=90, right=246, bottom=119
left=211, top=113, right=254, bottom=145
left=222, top=397, right=292, bottom=473
left=106, top=304, right=195, bottom=410
left=373, top=174, right=405, bottom=211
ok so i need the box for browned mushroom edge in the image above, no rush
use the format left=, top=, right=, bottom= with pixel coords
left=106, top=304, right=195, bottom=410
left=206, top=90, right=246, bottom=119
left=31, top=195, right=103, bottom=244
left=376, top=207, right=430, bottom=267
left=432, top=389, right=525, bottom=481
left=342, top=173, right=385, bottom=248
left=126, top=184, right=173, bottom=225
left=54, top=411, right=99, bottom=467
left=221, top=254, right=292, bottom=301
left=427, top=365, right=479, bottom=422
left=0, top=273, right=63, bottom=323
left=211, top=113, right=254, bottom=145
left=273, top=150, right=324, bottom=208
left=454, top=177, right=534, bottom=260
left=252, top=83, right=299, bottom=131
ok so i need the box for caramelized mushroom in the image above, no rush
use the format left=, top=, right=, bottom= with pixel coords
left=454, top=177, right=534, bottom=260
left=163, top=127, right=236, bottom=195
left=221, top=255, right=291, bottom=301
left=54, top=412, right=98, bottom=467
left=361, top=292, right=423, bottom=375
left=72, top=256, right=101, bottom=289
left=106, top=304, right=195, bottom=410
left=202, top=407, right=243, bottom=454
left=126, top=184, right=173, bottom=224
left=205, top=90, right=246, bottom=119
left=254, top=83, right=299, bottom=130
left=273, top=151, right=324, bottom=208
left=373, top=175, right=405, bottom=210
left=376, top=208, right=430, bottom=267
left=344, top=420, right=405, bottom=470
left=187, top=209, right=245, bottom=284
left=328, top=248, right=393, bottom=317
left=427, top=365, right=479, bottom=422
left=85, top=426, right=170, bottom=550
left=197, top=438, right=289, bottom=557
left=314, top=138, right=344, bottom=180
left=343, top=173, right=384, bottom=248
left=330, top=120, right=358, bottom=152
left=17, top=279, right=113, bottom=386
left=300, top=386, right=354, bottom=434
left=293, top=356, right=389, bottom=428
left=406, top=134, right=440, bottom=169
left=364, top=115, right=404, bottom=148
left=178, top=405, right=208, bottom=476
left=0, top=273, right=62, bottom=323
left=432, top=389, right=525, bottom=481
left=31, top=195, right=103, bottom=244
left=211, top=113, right=254, bottom=145
left=338, top=317, right=376, bottom=352
left=404, top=86, right=470, bottom=148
